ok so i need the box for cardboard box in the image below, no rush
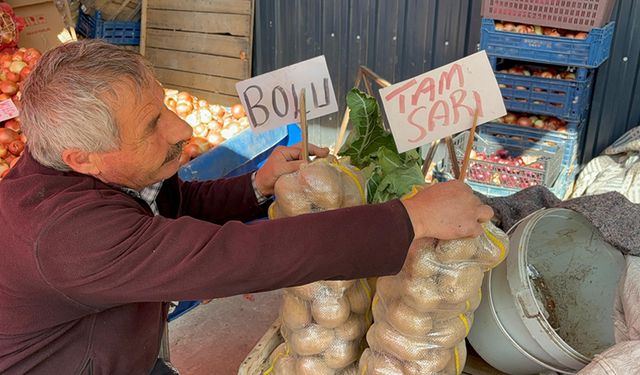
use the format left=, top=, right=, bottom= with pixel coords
left=7, top=0, right=67, bottom=52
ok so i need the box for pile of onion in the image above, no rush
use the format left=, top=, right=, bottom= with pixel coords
left=0, top=47, right=41, bottom=180
left=163, top=89, right=250, bottom=163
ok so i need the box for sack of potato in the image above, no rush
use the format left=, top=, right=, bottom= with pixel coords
left=266, top=156, right=371, bottom=374
left=359, top=223, right=509, bottom=375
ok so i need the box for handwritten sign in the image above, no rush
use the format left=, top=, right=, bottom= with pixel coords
left=236, top=56, right=339, bottom=133
left=0, top=99, right=19, bottom=122
left=379, top=51, right=506, bottom=153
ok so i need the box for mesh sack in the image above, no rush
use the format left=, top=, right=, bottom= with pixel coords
left=265, top=157, right=371, bottom=374
left=359, top=222, right=508, bottom=375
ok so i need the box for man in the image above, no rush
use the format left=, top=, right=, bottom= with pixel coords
left=0, top=40, right=493, bottom=374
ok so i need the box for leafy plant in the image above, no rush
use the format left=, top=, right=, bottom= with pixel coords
left=338, top=89, right=424, bottom=203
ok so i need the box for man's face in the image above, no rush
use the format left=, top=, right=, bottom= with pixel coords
left=92, top=79, right=192, bottom=190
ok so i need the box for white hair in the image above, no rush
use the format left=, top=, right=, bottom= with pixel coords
left=20, top=40, right=155, bottom=171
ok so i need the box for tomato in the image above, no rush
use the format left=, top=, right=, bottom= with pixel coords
left=0, top=80, right=18, bottom=95
left=231, top=104, right=245, bottom=119
left=0, top=144, right=7, bottom=158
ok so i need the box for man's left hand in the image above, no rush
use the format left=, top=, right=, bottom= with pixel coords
left=254, top=143, right=329, bottom=196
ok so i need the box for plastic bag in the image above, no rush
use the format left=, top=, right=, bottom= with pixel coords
left=359, top=223, right=509, bottom=375
left=266, top=157, right=371, bottom=374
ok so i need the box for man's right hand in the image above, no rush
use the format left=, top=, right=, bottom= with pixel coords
left=401, top=180, right=494, bottom=240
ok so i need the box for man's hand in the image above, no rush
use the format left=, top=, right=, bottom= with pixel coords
left=254, top=143, right=330, bottom=196
left=401, top=180, right=494, bottom=240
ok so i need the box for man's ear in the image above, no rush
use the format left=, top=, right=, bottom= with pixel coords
left=62, top=149, right=101, bottom=176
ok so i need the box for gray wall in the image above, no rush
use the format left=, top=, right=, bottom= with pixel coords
left=253, top=0, right=640, bottom=162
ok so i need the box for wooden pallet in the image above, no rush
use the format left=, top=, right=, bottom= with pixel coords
left=237, top=319, right=508, bottom=375
left=141, top=0, right=254, bottom=107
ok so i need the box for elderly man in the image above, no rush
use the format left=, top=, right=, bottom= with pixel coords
left=0, top=40, right=492, bottom=374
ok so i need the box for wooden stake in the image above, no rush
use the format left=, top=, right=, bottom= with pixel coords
left=334, top=107, right=351, bottom=155
left=299, top=88, right=310, bottom=162
left=458, top=108, right=480, bottom=181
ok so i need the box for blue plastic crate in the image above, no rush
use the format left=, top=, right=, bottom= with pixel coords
left=76, top=10, right=140, bottom=45
left=478, top=119, right=585, bottom=169
left=443, top=131, right=564, bottom=191
left=480, top=18, right=615, bottom=68
left=492, top=62, right=594, bottom=121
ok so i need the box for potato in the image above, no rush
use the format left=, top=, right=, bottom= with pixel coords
left=367, top=321, right=437, bottom=361
left=268, top=342, right=288, bottom=365
left=346, top=280, right=371, bottom=314
left=272, top=354, right=296, bottom=374
left=434, top=238, right=478, bottom=263
left=403, top=242, right=440, bottom=278
left=312, top=296, right=351, bottom=328
left=438, top=265, right=484, bottom=305
left=475, top=224, right=509, bottom=268
left=334, top=314, right=366, bottom=341
left=375, top=276, right=402, bottom=301
left=290, top=282, right=328, bottom=301
left=323, top=339, right=360, bottom=369
left=424, top=314, right=470, bottom=348
left=402, top=348, right=453, bottom=374
left=295, top=356, right=336, bottom=375
left=359, top=349, right=405, bottom=375
left=281, top=292, right=312, bottom=330
left=273, top=173, right=313, bottom=217
left=439, top=340, right=468, bottom=375
left=299, top=160, right=343, bottom=210
left=325, top=280, right=356, bottom=295
left=403, top=277, right=443, bottom=312
left=385, top=300, right=433, bottom=337
left=290, top=324, right=335, bottom=356
left=339, top=167, right=365, bottom=208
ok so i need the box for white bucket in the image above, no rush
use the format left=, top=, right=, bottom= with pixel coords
left=467, top=208, right=625, bottom=374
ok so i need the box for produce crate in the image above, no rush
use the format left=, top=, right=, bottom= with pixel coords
left=76, top=10, right=141, bottom=45
left=443, top=131, right=564, bottom=191
left=143, top=0, right=255, bottom=107
left=481, top=0, right=616, bottom=32
left=478, top=118, right=585, bottom=169
left=492, top=61, right=594, bottom=121
left=480, top=18, right=615, bottom=68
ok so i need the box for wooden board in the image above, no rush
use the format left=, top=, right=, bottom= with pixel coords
left=147, top=9, right=251, bottom=36
left=143, top=0, right=254, bottom=107
left=154, top=68, right=239, bottom=96
left=148, top=0, right=252, bottom=15
left=146, top=48, right=248, bottom=80
left=146, top=29, right=249, bottom=58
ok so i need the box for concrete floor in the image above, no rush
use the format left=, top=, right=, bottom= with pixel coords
left=168, top=290, right=282, bottom=375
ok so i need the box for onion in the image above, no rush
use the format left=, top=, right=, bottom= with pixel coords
left=0, top=128, right=18, bottom=145
left=177, top=91, right=193, bottom=103
left=191, top=137, right=210, bottom=153
left=0, top=161, right=9, bottom=178
left=207, top=132, right=224, bottom=147
left=0, top=144, right=7, bottom=158
left=6, top=71, right=19, bottom=83
left=9, top=61, right=27, bottom=75
left=0, top=80, right=18, bottom=95
left=185, top=112, right=200, bottom=127
left=198, top=108, right=212, bottom=124
left=175, top=102, right=193, bottom=117
left=231, top=104, right=245, bottom=119
left=192, top=124, right=208, bottom=138
left=4, top=119, right=20, bottom=132
left=183, top=143, right=201, bottom=159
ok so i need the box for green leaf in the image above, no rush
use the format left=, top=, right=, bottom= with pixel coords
left=338, top=89, right=397, bottom=169
left=338, top=88, right=424, bottom=203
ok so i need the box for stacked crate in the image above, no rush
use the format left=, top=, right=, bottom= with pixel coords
left=465, top=0, right=616, bottom=198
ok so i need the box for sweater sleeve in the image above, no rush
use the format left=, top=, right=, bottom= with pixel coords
left=159, top=173, right=268, bottom=224
left=34, top=193, right=414, bottom=310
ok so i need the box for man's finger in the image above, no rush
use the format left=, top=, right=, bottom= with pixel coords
left=477, top=204, right=494, bottom=223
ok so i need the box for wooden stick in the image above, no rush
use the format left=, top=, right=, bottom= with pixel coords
left=458, top=108, right=480, bottom=181
left=140, top=0, right=148, bottom=56
left=299, top=88, right=310, bottom=162
left=334, top=107, right=351, bottom=156
left=445, top=136, right=460, bottom=180
left=421, top=139, right=441, bottom=178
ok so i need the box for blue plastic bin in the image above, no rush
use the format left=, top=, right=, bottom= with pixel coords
left=480, top=18, right=615, bottom=68
left=478, top=119, right=585, bottom=169
left=76, top=10, right=141, bottom=45
left=169, top=124, right=298, bottom=321
left=492, top=64, right=594, bottom=121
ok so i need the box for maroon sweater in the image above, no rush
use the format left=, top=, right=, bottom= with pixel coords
left=0, top=151, right=413, bottom=374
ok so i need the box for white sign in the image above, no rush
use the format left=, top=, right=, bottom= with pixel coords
left=236, top=56, right=339, bottom=133
left=0, top=99, right=19, bottom=122
left=379, top=51, right=506, bottom=153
